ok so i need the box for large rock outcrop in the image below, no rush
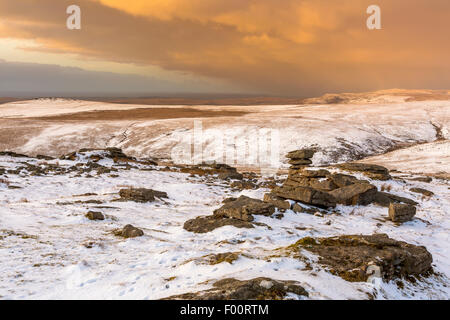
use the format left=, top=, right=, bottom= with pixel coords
left=291, top=234, right=432, bottom=282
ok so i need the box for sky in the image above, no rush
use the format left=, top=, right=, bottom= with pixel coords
left=0, top=0, right=449, bottom=97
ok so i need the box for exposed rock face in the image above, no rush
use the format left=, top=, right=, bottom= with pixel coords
left=272, top=185, right=336, bottom=208
left=115, top=224, right=144, bottom=238
left=119, top=188, right=168, bottom=203
left=292, top=234, right=432, bottom=282
left=213, top=196, right=275, bottom=222
left=373, top=192, right=418, bottom=207
left=388, top=203, right=416, bottom=222
left=329, top=183, right=377, bottom=206
left=336, top=163, right=391, bottom=181
left=183, top=215, right=254, bottom=233
left=85, top=211, right=105, bottom=221
left=164, top=277, right=308, bottom=300
left=410, top=188, right=434, bottom=197
left=263, top=193, right=291, bottom=210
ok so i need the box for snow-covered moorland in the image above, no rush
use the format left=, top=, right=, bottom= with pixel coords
left=0, top=148, right=448, bottom=300
left=0, top=90, right=449, bottom=300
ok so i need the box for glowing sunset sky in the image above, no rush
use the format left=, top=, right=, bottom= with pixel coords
left=0, top=0, right=449, bottom=97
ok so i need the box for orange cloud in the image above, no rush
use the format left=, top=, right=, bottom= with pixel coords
left=0, top=0, right=449, bottom=96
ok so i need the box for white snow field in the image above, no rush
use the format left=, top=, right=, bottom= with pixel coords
left=0, top=150, right=449, bottom=300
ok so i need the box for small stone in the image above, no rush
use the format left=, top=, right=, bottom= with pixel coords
left=118, top=224, right=144, bottom=238
left=85, top=211, right=105, bottom=221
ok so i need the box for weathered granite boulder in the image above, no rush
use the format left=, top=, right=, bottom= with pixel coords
left=85, top=211, right=105, bottom=221
left=183, top=215, right=254, bottom=233
left=291, top=234, right=432, bottom=282
left=263, top=193, right=291, bottom=210
left=119, top=188, right=168, bottom=203
left=285, top=177, right=337, bottom=192
left=164, top=277, right=308, bottom=300
left=388, top=203, right=416, bottom=223
left=336, top=163, right=391, bottom=181
left=297, top=169, right=330, bottom=178
left=286, top=149, right=316, bottom=170
left=230, top=180, right=256, bottom=190
left=115, top=224, right=144, bottom=238
left=213, top=196, right=275, bottom=222
left=328, top=173, right=362, bottom=188
left=288, top=159, right=313, bottom=166
left=329, top=183, right=377, bottom=206
left=373, top=192, right=418, bottom=207
left=272, top=185, right=336, bottom=208
left=180, top=163, right=243, bottom=180
left=287, top=149, right=315, bottom=160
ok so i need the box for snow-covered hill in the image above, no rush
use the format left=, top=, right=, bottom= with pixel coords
left=0, top=93, right=449, bottom=169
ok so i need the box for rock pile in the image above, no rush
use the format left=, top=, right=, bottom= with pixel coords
left=266, top=166, right=385, bottom=209
left=265, top=152, right=422, bottom=219
left=164, top=277, right=308, bottom=300
left=286, top=149, right=315, bottom=170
